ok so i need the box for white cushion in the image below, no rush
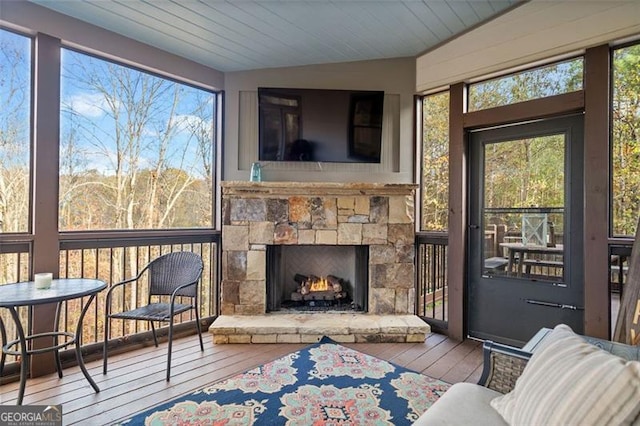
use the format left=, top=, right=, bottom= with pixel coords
left=413, top=382, right=507, bottom=426
left=490, top=324, right=640, bottom=426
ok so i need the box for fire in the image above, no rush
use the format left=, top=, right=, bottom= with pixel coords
left=308, top=277, right=329, bottom=292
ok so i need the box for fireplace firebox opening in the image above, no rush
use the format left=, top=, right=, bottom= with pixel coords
left=266, top=245, right=368, bottom=313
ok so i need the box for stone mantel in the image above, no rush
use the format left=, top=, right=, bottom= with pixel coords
left=221, top=181, right=418, bottom=197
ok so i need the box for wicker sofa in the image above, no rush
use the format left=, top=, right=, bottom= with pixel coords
left=413, top=326, right=640, bottom=425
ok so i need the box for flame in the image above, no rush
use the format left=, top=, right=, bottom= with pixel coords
left=308, top=277, right=329, bottom=292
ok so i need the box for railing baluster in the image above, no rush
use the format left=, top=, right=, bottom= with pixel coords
left=415, top=233, right=448, bottom=328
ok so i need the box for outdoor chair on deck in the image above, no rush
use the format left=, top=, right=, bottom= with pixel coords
left=103, top=251, right=205, bottom=381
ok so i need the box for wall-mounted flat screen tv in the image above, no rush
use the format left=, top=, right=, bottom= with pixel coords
left=258, top=87, right=384, bottom=163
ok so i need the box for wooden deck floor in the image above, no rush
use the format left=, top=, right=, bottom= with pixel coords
left=0, top=333, right=484, bottom=425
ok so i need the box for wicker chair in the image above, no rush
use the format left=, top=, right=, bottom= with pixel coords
left=103, top=251, right=205, bottom=381
left=478, top=334, right=640, bottom=394
left=478, top=341, right=532, bottom=393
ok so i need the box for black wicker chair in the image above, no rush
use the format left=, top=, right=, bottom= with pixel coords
left=103, top=251, right=205, bottom=381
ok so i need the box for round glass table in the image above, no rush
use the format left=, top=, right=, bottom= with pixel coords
left=0, top=278, right=106, bottom=405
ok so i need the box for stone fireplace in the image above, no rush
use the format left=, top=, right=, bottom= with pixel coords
left=209, top=181, right=430, bottom=343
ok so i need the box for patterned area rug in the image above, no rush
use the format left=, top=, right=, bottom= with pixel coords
left=121, top=337, right=450, bottom=425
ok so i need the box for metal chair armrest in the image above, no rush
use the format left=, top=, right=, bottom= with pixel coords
left=105, top=276, right=139, bottom=300
left=478, top=341, right=532, bottom=394
left=104, top=266, right=151, bottom=313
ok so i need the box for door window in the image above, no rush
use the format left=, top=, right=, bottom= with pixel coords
left=482, top=135, right=565, bottom=283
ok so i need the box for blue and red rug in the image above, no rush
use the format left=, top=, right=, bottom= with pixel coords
left=121, top=337, right=450, bottom=425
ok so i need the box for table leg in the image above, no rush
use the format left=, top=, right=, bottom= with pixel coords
left=7, top=307, right=28, bottom=405
left=0, top=316, right=6, bottom=377
left=53, top=302, right=63, bottom=378
left=75, top=294, right=100, bottom=393
left=507, top=251, right=516, bottom=275
left=517, top=252, right=524, bottom=277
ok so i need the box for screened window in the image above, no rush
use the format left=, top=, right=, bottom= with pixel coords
left=59, top=49, right=216, bottom=231
left=421, top=91, right=449, bottom=231
left=0, top=29, right=31, bottom=234
left=468, top=58, right=584, bottom=111
left=612, top=43, right=640, bottom=237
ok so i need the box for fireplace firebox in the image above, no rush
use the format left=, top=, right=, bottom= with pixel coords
left=266, top=245, right=368, bottom=312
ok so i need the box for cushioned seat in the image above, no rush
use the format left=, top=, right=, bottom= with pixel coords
left=413, top=324, right=640, bottom=425
left=413, top=382, right=506, bottom=426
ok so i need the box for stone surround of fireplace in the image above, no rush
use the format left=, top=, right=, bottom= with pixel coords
left=209, top=181, right=430, bottom=343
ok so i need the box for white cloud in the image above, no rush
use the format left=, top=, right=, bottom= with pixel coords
left=174, top=114, right=214, bottom=140
left=65, top=93, right=109, bottom=118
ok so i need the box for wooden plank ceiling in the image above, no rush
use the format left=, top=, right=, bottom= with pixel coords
left=29, top=0, right=519, bottom=72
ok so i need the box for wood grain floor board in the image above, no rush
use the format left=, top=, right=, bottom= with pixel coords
left=439, top=342, right=484, bottom=383
left=403, top=336, right=460, bottom=372
left=0, top=333, right=490, bottom=425
left=421, top=339, right=481, bottom=378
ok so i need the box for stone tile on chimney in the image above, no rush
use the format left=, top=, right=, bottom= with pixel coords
left=347, top=215, right=369, bottom=223
left=369, top=288, right=396, bottom=314
left=388, top=223, right=414, bottom=245
left=226, top=251, right=247, bottom=281
left=354, top=196, right=370, bottom=216
left=337, top=196, right=355, bottom=213
left=394, top=242, right=414, bottom=263
left=370, top=196, right=389, bottom=224
left=312, top=197, right=337, bottom=229
left=395, top=289, right=410, bottom=314
left=231, top=198, right=267, bottom=222
left=362, top=223, right=387, bottom=245
left=370, top=263, right=387, bottom=288
left=316, top=230, right=337, bottom=245
left=384, top=263, right=415, bottom=289
left=274, top=222, right=298, bottom=244
left=222, top=225, right=249, bottom=251
left=267, top=198, right=289, bottom=223
left=221, top=280, right=240, bottom=306
left=221, top=198, right=231, bottom=225
left=337, top=223, right=362, bottom=245
left=369, top=244, right=396, bottom=264
left=250, top=222, right=275, bottom=244
left=239, top=279, right=265, bottom=306
left=246, top=250, right=266, bottom=280
left=388, top=195, right=413, bottom=224
left=298, top=229, right=316, bottom=244
left=289, top=196, right=311, bottom=223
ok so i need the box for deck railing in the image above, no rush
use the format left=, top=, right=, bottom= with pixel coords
left=1, top=230, right=628, bottom=371
left=416, top=232, right=448, bottom=331
left=0, top=231, right=220, bottom=375
left=0, top=240, right=32, bottom=370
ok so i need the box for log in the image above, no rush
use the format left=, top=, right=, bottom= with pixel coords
left=294, top=273, right=309, bottom=284
left=326, top=275, right=342, bottom=285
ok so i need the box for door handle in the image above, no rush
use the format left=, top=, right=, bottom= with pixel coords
left=525, top=299, right=583, bottom=310
left=468, top=224, right=480, bottom=229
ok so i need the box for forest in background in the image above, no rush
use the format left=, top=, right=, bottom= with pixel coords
left=422, top=48, right=640, bottom=238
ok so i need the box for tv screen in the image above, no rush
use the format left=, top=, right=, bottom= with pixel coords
left=258, top=87, right=384, bottom=163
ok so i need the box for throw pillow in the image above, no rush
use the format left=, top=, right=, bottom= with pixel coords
left=490, top=324, right=640, bottom=426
